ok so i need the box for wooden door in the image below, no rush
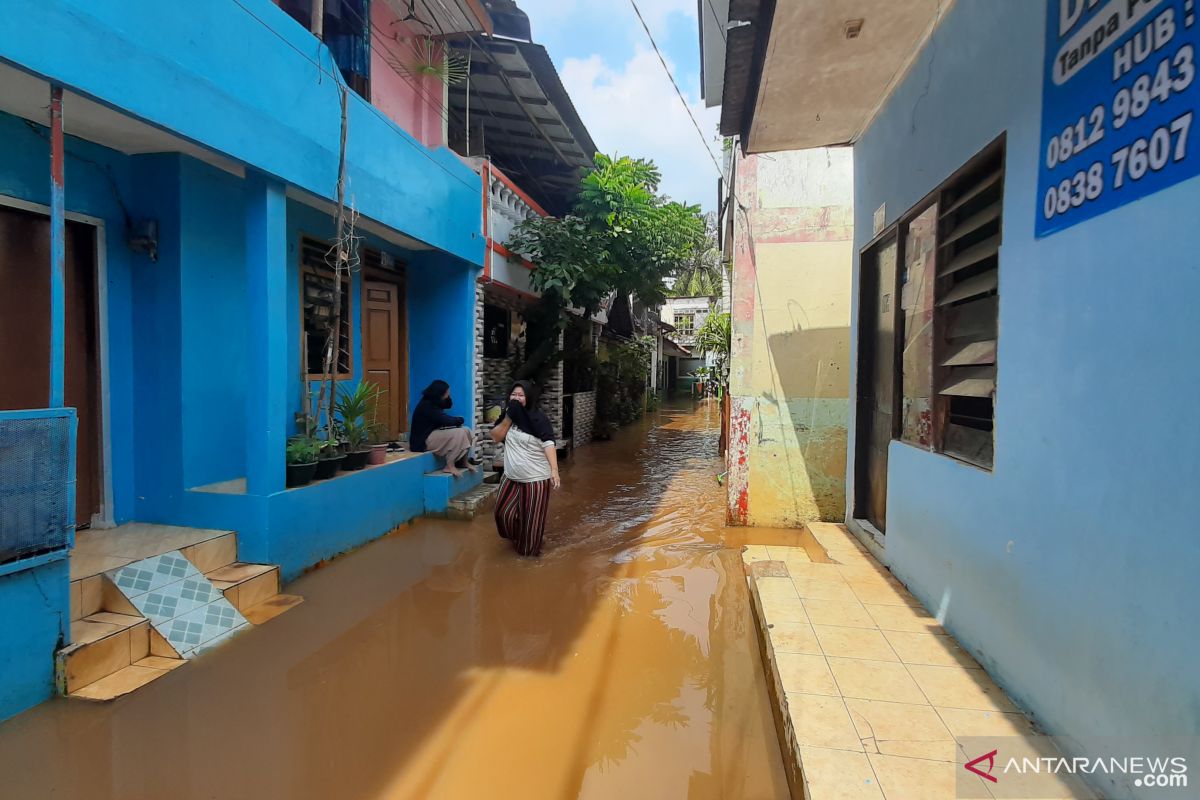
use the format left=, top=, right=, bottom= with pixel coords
left=0, top=207, right=101, bottom=528
left=854, top=238, right=898, bottom=533
left=362, top=279, right=406, bottom=438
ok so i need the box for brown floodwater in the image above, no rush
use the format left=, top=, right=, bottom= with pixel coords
left=0, top=402, right=789, bottom=800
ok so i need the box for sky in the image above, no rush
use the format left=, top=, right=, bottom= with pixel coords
left=514, top=0, right=723, bottom=211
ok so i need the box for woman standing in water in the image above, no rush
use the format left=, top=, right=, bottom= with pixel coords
left=410, top=380, right=476, bottom=477
left=491, top=380, right=560, bottom=556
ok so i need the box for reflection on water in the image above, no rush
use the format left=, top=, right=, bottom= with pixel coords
left=0, top=401, right=789, bottom=800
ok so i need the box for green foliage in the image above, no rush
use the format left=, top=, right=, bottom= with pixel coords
left=696, top=311, right=732, bottom=382
left=696, top=311, right=731, bottom=356
left=286, top=436, right=321, bottom=466
left=595, top=336, right=656, bottom=432
left=318, top=438, right=343, bottom=460
left=507, top=153, right=706, bottom=318
left=668, top=212, right=724, bottom=298
left=335, top=382, right=381, bottom=452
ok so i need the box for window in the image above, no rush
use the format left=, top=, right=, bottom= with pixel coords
left=301, top=236, right=352, bottom=378
left=899, top=206, right=937, bottom=447
left=899, top=139, right=1003, bottom=469
left=483, top=304, right=510, bottom=358
left=279, top=0, right=371, bottom=100
left=675, top=313, right=696, bottom=336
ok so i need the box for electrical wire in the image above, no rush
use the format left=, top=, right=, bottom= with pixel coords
left=626, top=0, right=723, bottom=176
left=228, top=0, right=477, bottom=191
left=334, top=0, right=460, bottom=127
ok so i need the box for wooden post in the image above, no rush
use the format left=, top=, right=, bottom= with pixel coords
left=49, top=85, right=65, bottom=408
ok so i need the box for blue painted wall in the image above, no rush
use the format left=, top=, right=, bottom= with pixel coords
left=407, top=251, right=479, bottom=412
left=0, top=559, right=69, bottom=722
left=0, top=111, right=140, bottom=524
left=848, top=1, right=1200, bottom=793
left=0, top=0, right=487, bottom=722
left=129, top=155, right=186, bottom=522
left=180, top=160, right=248, bottom=489
left=0, top=0, right=483, bottom=266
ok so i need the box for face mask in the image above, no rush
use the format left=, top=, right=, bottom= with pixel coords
left=441, top=396, right=453, bottom=409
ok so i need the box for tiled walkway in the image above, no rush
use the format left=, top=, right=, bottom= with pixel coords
left=744, top=524, right=1094, bottom=800
left=71, top=523, right=232, bottom=580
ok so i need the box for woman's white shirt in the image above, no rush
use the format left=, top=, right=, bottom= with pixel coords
left=503, top=426, right=554, bottom=482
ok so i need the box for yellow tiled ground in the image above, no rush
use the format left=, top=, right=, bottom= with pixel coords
left=744, top=525, right=1096, bottom=800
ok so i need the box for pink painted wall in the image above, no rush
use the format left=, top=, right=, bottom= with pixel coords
left=270, top=0, right=446, bottom=148
left=369, top=1, right=445, bottom=149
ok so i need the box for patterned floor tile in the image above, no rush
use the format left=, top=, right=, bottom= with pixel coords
left=130, top=574, right=223, bottom=626
left=163, top=599, right=248, bottom=658
left=188, top=624, right=250, bottom=657
left=108, top=552, right=199, bottom=598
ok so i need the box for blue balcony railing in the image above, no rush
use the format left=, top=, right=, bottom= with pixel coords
left=0, top=408, right=77, bottom=567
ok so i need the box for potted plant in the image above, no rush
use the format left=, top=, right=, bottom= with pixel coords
left=367, top=423, right=389, bottom=466
left=285, top=436, right=321, bottom=488
left=366, top=387, right=390, bottom=466
left=336, top=382, right=378, bottom=471
left=314, top=437, right=344, bottom=480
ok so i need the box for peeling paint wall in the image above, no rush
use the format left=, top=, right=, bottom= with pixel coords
left=727, top=148, right=853, bottom=526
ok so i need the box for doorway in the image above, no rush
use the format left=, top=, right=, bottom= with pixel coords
left=854, top=236, right=898, bottom=534
left=361, top=271, right=408, bottom=440
left=0, top=204, right=103, bottom=528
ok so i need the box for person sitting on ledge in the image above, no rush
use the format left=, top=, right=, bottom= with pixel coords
left=410, top=380, right=477, bottom=478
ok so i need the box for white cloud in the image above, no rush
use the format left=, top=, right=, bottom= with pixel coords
left=560, top=48, right=723, bottom=209
left=518, top=0, right=693, bottom=32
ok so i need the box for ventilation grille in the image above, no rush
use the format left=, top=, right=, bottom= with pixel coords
left=0, top=410, right=76, bottom=565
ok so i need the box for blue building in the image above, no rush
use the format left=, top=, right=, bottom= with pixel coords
left=0, top=0, right=494, bottom=721
left=707, top=0, right=1199, bottom=796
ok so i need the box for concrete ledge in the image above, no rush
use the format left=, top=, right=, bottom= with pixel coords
left=422, top=469, right=484, bottom=514
left=745, top=568, right=806, bottom=800
left=740, top=529, right=1094, bottom=800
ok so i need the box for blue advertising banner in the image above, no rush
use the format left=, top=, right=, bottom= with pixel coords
left=1037, top=0, right=1199, bottom=237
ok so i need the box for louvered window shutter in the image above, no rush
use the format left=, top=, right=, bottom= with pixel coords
left=933, top=150, right=1003, bottom=468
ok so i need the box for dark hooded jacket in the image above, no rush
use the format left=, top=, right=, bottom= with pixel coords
left=501, top=380, right=556, bottom=444
left=410, top=380, right=464, bottom=452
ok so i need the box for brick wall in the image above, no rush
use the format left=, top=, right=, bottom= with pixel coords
left=543, top=330, right=564, bottom=441
left=474, top=288, right=525, bottom=468
left=570, top=390, right=596, bottom=446
left=472, top=288, right=573, bottom=467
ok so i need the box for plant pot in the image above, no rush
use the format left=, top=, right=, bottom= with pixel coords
left=286, top=461, right=318, bottom=488
left=314, top=455, right=344, bottom=480
left=342, top=449, right=370, bottom=471
left=368, top=443, right=388, bottom=465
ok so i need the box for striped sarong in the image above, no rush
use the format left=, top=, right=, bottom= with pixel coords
left=494, top=477, right=552, bottom=557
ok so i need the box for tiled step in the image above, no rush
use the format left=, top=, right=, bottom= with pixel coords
left=106, top=552, right=251, bottom=658
left=60, top=532, right=301, bottom=703
left=205, top=562, right=280, bottom=613
left=180, top=532, right=238, bottom=573
left=242, top=593, right=305, bottom=625
left=71, top=658, right=186, bottom=701
left=58, top=611, right=185, bottom=698
left=445, top=481, right=500, bottom=521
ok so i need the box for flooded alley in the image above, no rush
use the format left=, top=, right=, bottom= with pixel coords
left=0, top=403, right=789, bottom=800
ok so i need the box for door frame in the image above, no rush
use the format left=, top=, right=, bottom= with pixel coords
left=852, top=228, right=904, bottom=542
left=0, top=193, right=114, bottom=528
left=361, top=265, right=409, bottom=436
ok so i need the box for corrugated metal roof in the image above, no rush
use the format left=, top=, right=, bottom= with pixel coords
left=448, top=36, right=597, bottom=215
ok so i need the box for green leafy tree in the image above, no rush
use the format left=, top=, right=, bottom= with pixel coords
left=696, top=311, right=731, bottom=383
left=507, top=154, right=705, bottom=382
left=668, top=212, right=724, bottom=298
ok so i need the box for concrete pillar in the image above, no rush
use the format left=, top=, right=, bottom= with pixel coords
left=244, top=173, right=288, bottom=496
